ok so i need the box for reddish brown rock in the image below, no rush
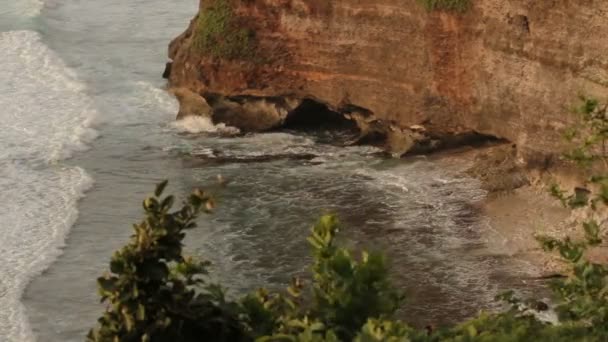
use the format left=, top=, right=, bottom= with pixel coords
left=168, top=0, right=608, bottom=159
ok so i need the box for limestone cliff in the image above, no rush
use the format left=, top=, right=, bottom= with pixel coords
left=167, top=0, right=608, bottom=161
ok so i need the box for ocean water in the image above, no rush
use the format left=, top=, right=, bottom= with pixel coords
left=0, top=12, right=96, bottom=341
left=0, top=1, right=544, bottom=341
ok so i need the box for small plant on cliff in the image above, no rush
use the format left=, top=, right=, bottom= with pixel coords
left=562, top=95, right=608, bottom=168
left=538, top=96, right=608, bottom=331
left=417, top=0, right=471, bottom=12
left=193, top=0, right=255, bottom=60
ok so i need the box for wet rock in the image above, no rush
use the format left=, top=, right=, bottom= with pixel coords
left=170, top=87, right=212, bottom=120
left=345, top=111, right=378, bottom=139
left=211, top=96, right=300, bottom=132
left=347, top=112, right=426, bottom=157
left=183, top=150, right=318, bottom=166
left=466, top=144, right=530, bottom=192
left=386, top=128, right=417, bottom=157
left=162, top=62, right=172, bottom=79
left=533, top=301, right=549, bottom=312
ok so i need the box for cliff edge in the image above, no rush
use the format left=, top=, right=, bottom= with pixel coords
left=167, top=0, right=608, bottom=162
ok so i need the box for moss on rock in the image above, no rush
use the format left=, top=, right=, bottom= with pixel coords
left=193, top=0, right=255, bottom=60
left=418, top=0, right=470, bottom=12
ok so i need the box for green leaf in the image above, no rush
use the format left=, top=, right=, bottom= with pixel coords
left=568, top=187, right=590, bottom=208
left=136, top=304, right=145, bottom=321
left=467, top=324, right=478, bottom=337
left=110, top=259, right=125, bottom=274
left=330, top=251, right=353, bottom=277
left=155, top=180, right=169, bottom=197
left=143, top=197, right=159, bottom=212
left=583, top=220, right=602, bottom=246
left=161, top=195, right=175, bottom=210
left=140, top=261, right=169, bottom=281
left=98, top=277, right=118, bottom=293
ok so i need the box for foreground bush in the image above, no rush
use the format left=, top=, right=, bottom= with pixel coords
left=87, top=184, right=608, bottom=341
left=89, top=99, right=608, bottom=341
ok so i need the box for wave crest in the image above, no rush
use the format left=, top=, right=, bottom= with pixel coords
left=172, top=116, right=241, bottom=135
left=0, top=30, right=97, bottom=341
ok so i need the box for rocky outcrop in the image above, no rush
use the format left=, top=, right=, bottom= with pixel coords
left=167, top=0, right=608, bottom=159
left=170, top=87, right=300, bottom=131
left=210, top=95, right=301, bottom=131
left=170, top=87, right=212, bottom=120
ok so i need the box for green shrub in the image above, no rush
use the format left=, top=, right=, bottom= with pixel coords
left=87, top=181, right=247, bottom=342
left=537, top=96, right=608, bottom=331
left=241, top=215, right=404, bottom=341
left=562, top=95, right=608, bottom=168
left=417, top=0, right=471, bottom=12
left=89, top=179, right=608, bottom=341
left=193, top=0, right=255, bottom=60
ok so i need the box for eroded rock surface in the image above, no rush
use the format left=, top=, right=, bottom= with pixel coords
left=168, top=0, right=608, bottom=158
left=210, top=96, right=301, bottom=132
left=170, top=87, right=212, bottom=120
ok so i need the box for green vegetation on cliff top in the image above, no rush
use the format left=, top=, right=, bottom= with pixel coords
left=193, top=0, right=255, bottom=60
left=418, top=0, right=471, bottom=12
left=193, top=0, right=469, bottom=61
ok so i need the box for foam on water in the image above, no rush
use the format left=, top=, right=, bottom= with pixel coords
left=171, top=116, right=241, bottom=135
left=166, top=130, right=382, bottom=163
left=0, top=30, right=96, bottom=341
left=352, top=163, right=505, bottom=310
left=134, top=81, right=178, bottom=116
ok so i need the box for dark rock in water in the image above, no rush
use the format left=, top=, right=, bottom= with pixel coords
left=206, top=153, right=318, bottom=164
left=533, top=273, right=567, bottom=280
left=182, top=151, right=318, bottom=167
left=533, top=301, right=549, bottom=312
left=162, top=61, right=172, bottom=79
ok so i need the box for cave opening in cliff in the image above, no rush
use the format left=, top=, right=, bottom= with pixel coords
left=283, top=99, right=358, bottom=133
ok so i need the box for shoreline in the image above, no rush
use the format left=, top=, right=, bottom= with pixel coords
left=480, top=186, right=570, bottom=277
left=431, top=144, right=575, bottom=277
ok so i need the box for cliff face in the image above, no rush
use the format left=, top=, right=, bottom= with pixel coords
left=168, top=0, right=608, bottom=160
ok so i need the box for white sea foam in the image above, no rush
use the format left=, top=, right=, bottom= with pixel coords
left=352, top=163, right=506, bottom=306
left=134, top=81, right=178, bottom=117
left=172, top=116, right=241, bottom=135
left=0, top=30, right=97, bottom=341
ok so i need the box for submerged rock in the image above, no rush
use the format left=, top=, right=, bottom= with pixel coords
left=183, top=150, right=318, bottom=167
